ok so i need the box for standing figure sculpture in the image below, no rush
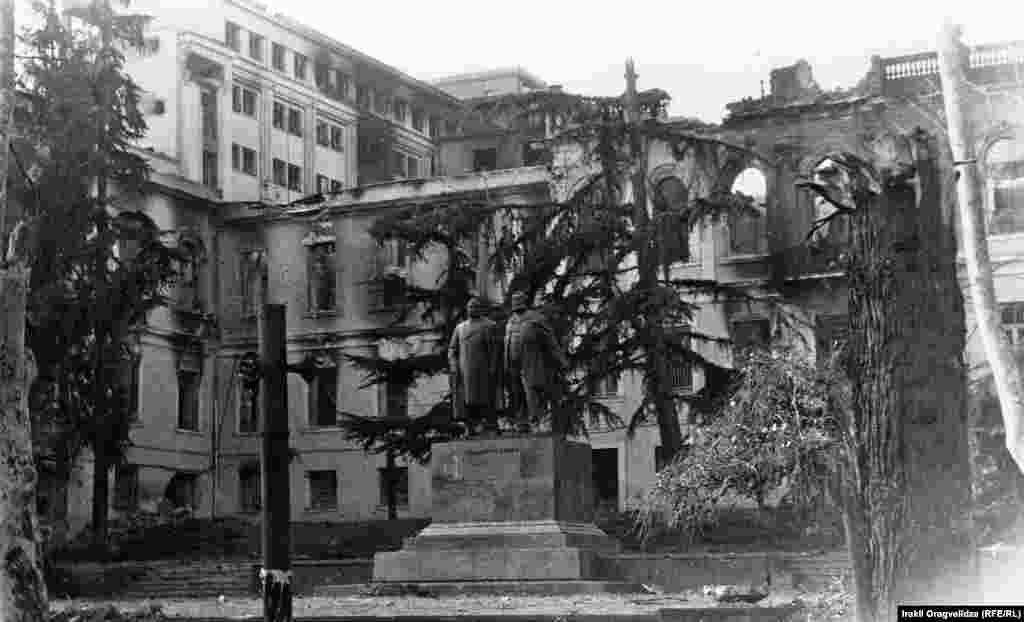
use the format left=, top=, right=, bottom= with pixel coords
left=448, top=297, right=502, bottom=435
left=504, top=292, right=569, bottom=435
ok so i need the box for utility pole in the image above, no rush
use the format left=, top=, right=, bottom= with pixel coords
left=258, top=303, right=292, bottom=622
left=937, top=22, right=1024, bottom=475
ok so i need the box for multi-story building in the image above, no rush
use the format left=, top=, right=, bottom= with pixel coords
left=43, top=0, right=1024, bottom=534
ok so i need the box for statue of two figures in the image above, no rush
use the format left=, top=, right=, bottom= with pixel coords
left=448, top=292, right=569, bottom=437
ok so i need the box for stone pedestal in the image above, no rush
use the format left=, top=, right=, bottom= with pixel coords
left=373, top=435, right=629, bottom=588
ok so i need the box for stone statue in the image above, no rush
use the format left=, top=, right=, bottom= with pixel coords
left=448, top=297, right=502, bottom=435
left=504, top=292, right=568, bottom=434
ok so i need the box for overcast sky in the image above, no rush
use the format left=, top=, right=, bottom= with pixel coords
left=263, top=0, right=1023, bottom=122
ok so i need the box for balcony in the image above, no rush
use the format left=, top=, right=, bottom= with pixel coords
left=882, top=40, right=1024, bottom=97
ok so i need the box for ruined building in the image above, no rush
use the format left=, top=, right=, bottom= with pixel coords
left=35, top=4, right=1024, bottom=536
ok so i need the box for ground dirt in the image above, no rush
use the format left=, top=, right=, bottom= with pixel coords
left=48, top=588, right=847, bottom=620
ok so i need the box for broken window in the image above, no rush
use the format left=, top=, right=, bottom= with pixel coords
left=987, top=136, right=1024, bottom=235
left=728, top=167, right=768, bottom=255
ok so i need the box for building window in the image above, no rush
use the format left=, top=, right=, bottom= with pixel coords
left=356, top=84, right=369, bottom=108
left=331, top=179, right=343, bottom=193
left=232, top=85, right=258, bottom=116
left=287, top=163, right=302, bottom=192
left=200, top=87, right=217, bottom=143
left=202, top=150, right=218, bottom=190
left=248, top=33, right=263, bottom=62
left=307, top=470, right=338, bottom=511
left=271, top=42, right=285, bottom=71
left=272, top=158, right=286, bottom=187
left=391, top=150, right=406, bottom=178
left=729, top=167, right=768, bottom=255
left=375, top=93, right=390, bottom=116
left=113, top=464, right=139, bottom=511
left=330, top=126, right=344, bottom=152
left=429, top=117, right=440, bottom=139
left=239, top=250, right=264, bottom=318
left=224, top=21, right=241, bottom=51
left=316, top=121, right=330, bottom=147
left=293, top=53, right=308, bottom=81
left=166, top=473, right=198, bottom=510
left=378, top=466, right=409, bottom=508
left=239, top=464, right=260, bottom=512
left=177, top=370, right=200, bottom=431
left=316, top=174, right=329, bottom=194
left=393, top=98, right=408, bottom=123
left=314, top=62, right=329, bottom=91
left=272, top=102, right=285, bottom=130
left=653, top=177, right=692, bottom=264
left=412, top=108, right=425, bottom=133
left=472, top=148, right=497, bottom=172
left=383, top=381, right=408, bottom=419
left=288, top=107, right=302, bottom=136
left=666, top=326, right=693, bottom=393
left=986, top=136, right=1024, bottom=235
left=308, top=364, right=338, bottom=427
left=335, top=71, right=350, bottom=99
left=238, top=380, right=259, bottom=434
left=731, top=318, right=771, bottom=356
left=406, top=156, right=419, bottom=178
left=1001, top=302, right=1024, bottom=345
left=231, top=143, right=257, bottom=176
left=307, top=241, right=336, bottom=313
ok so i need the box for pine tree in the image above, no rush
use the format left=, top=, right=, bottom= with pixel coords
left=14, top=0, right=189, bottom=550
left=339, top=73, right=764, bottom=511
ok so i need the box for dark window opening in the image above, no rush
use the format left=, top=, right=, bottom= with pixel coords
left=472, top=148, right=498, bottom=172
left=592, top=448, right=619, bottom=512
left=309, top=366, right=338, bottom=427
left=177, top=370, right=200, bottom=431
left=307, top=470, right=338, bottom=511
left=239, top=464, right=260, bottom=512
left=378, top=466, right=409, bottom=508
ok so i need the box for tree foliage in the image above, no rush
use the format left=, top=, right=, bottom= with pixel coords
left=338, top=85, right=765, bottom=463
left=637, top=347, right=846, bottom=542
left=14, top=0, right=190, bottom=544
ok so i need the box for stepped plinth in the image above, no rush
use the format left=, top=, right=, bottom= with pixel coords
left=373, top=435, right=638, bottom=592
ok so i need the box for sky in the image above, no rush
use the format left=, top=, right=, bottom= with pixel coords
left=259, top=0, right=1024, bottom=123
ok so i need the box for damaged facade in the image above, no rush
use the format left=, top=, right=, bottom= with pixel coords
left=36, top=0, right=1024, bottom=535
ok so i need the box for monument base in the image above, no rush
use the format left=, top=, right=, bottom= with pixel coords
left=372, top=435, right=636, bottom=592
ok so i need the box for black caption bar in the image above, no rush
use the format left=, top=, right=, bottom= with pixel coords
left=899, top=607, right=1024, bottom=620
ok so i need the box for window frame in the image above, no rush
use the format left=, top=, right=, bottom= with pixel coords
left=239, top=464, right=261, bottom=512
left=248, top=32, right=264, bottom=62
left=306, top=469, right=338, bottom=512
left=293, top=53, right=308, bottom=81
left=287, top=163, right=302, bottom=192
left=224, top=21, right=241, bottom=51
left=307, top=241, right=337, bottom=314
left=177, top=369, right=201, bottom=432
left=271, top=42, right=286, bottom=71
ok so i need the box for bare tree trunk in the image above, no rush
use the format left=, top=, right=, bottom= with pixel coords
left=937, top=22, right=1024, bottom=476
left=832, top=131, right=973, bottom=622
left=0, top=267, right=48, bottom=622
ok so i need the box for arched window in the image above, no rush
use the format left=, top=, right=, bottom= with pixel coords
left=986, top=136, right=1024, bottom=235
left=728, top=167, right=768, bottom=255
left=652, top=176, right=692, bottom=264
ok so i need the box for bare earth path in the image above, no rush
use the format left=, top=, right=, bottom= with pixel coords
left=48, top=590, right=817, bottom=620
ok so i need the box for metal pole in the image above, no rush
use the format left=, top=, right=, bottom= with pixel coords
left=259, top=303, right=292, bottom=622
